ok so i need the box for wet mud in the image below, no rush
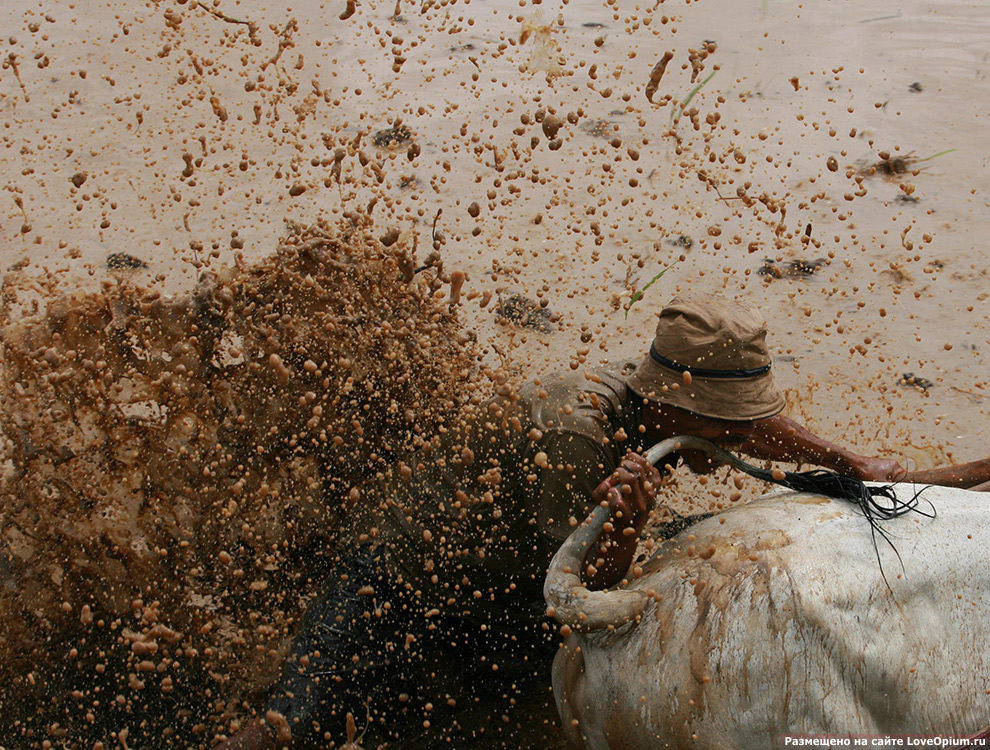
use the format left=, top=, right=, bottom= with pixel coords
left=1, top=219, right=482, bottom=748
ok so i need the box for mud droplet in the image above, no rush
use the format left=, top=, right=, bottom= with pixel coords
left=269, top=353, right=290, bottom=385
left=541, top=114, right=563, bottom=140
left=448, top=270, right=466, bottom=306
left=380, top=227, right=400, bottom=247
left=265, top=711, right=293, bottom=747
left=645, top=51, right=674, bottom=103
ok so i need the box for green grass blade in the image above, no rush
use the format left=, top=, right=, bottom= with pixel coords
left=916, top=148, right=955, bottom=163
left=625, top=262, right=677, bottom=319
left=672, top=71, right=717, bottom=126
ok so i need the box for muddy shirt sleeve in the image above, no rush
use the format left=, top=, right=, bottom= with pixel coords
left=529, top=430, right=618, bottom=546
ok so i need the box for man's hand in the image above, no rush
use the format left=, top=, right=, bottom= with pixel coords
left=583, top=452, right=662, bottom=590
left=844, top=455, right=907, bottom=483
left=592, top=452, right=662, bottom=532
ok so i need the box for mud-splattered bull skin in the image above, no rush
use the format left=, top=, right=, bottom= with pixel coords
left=547, top=484, right=990, bottom=749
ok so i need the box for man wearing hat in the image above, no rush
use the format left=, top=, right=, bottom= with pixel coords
left=215, top=291, right=906, bottom=749
left=566, top=290, right=905, bottom=588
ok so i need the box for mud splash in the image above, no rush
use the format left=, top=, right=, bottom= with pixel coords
left=0, top=216, right=480, bottom=748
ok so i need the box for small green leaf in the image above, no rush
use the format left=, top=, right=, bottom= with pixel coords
left=916, top=148, right=955, bottom=163
left=672, top=71, right=717, bottom=127
left=625, top=262, right=677, bottom=319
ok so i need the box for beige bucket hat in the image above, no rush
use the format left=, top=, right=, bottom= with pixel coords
left=626, top=292, right=786, bottom=421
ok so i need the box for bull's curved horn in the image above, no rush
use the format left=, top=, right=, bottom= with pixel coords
left=544, top=436, right=733, bottom=631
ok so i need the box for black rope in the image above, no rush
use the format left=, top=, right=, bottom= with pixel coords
left=728, top=463, right=936, bottom=590
left=644, top=437, right=937, bottom=590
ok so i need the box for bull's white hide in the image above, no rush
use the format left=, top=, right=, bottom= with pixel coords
left=553, top=485, right=990, bottom=749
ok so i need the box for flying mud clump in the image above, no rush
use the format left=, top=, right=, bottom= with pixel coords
left=0, top=214, right=480, bottom=748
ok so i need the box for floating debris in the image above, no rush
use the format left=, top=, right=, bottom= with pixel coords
left=909, top=81, right=923, bottom=92
left=495, top=294, right=556, bottom=333
left=864, top=152, right=918, bottom=176
left=106, top=252, right=149, bottom=269
left=899, top=372, right=934, bottom=391
left=881, top=264, right=914, bottom=284
left=758, top=258, right=826, bottom=279
left=373, top=123, right=413, bottom=147
left=860, top=149, right=953, bottom=178
left=666, top=234, right=694, bottom=250
left=580, top=118, right=616, bottom=139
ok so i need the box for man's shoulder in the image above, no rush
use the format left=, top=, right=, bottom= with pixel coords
left=524, top=358, right=638, bottom=405
left=519, top=358, right=639, bottom=439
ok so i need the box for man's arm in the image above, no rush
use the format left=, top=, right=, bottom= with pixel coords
left=904, top=458, right=990, bottom=490
left=743, top=414, right=906, bottom=481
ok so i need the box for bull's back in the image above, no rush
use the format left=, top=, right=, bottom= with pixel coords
left=563, top=485, right=990, bottom=749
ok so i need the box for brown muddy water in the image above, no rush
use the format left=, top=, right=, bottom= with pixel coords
left=1, top=0, right=988, bottom=747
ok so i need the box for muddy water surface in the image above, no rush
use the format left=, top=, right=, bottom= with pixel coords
left=2, top=0, right=989, bottom=747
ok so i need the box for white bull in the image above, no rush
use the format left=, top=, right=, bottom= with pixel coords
left=545, top=443, right=990, bottom=749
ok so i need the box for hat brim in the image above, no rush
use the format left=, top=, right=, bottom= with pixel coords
left=626, top=354, right=786, bottom=421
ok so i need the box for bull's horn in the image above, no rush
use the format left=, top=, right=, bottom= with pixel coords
left=544, top=436, right=731, bottom=631
left=543, top=503, right=646, bottom=631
